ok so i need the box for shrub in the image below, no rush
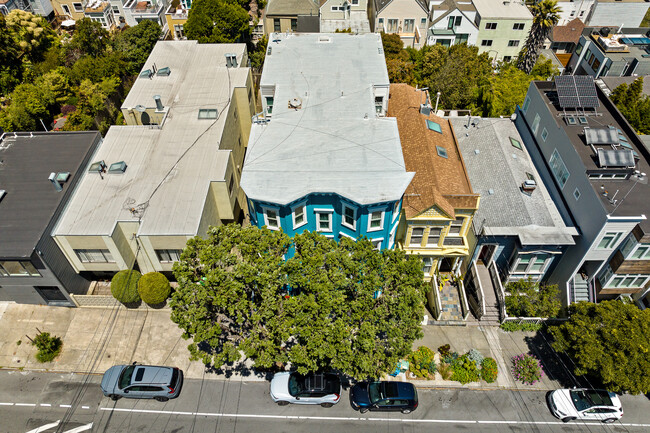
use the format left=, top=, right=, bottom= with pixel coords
left=111, top=269, right=142, bottom=303
left=32, top=332, right=62, bottom=363
left=408, top=346, right=437, bottom=378
left=505, top=277, right=561, bottom=318
left=467, top=348, right=485, bottom=367
left=451, top=354, right=480, bottom=384
left=437, top=344, right=451, bottom=359
left=481, top=357, right=498, bottom=383
left=511, top=353, right=544, bottom=385
left=442, top=351, right=459, bottom=365
left=438, top=362, right=453, bottom=380
left=500, top=321, right=543, bottom=332
left=138, top=272, right=171, bottom=305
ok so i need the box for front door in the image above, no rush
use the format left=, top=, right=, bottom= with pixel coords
left=478, top=244, right=496, bottom=265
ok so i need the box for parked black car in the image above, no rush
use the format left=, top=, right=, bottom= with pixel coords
left=350, top=381, right=418, bottom=414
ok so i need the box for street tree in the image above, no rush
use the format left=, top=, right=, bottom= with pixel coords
left=610, top=77, right=650, bottom=135
left=184, top=0, right=250, bottom=43
left=170, top=224, right=427, bottom=379
left=504, top=276, right=561, bottom=318
left=549, top=300, right=650, bottom=394
left=517, top=0, right=561, bottom=74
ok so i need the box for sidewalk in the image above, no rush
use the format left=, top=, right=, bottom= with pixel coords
left=0, top=303, right=564, bottom=390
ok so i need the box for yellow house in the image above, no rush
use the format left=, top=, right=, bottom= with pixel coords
left=388, top=83, right=480, bottom=281
left=50, top=0, right=85, bottom=21
left=165, top=4, right=189, bottom=40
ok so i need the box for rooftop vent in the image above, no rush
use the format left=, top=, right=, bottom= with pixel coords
left=108, top=161, right=127, bottom=174
left=436, top=145, right=448, bottom=158
left=48, top=172, right=63, bottom=192
left=267, top=46, right=272, bottom=55
left=225, top=53, right=238, bottom=68
left=288, top=97, right=302, bottom=109
left=426, top=119, right=443, bottom=133
left=89, top=160, right=107, bottom=173
left=0, top=189, right=5, bottom=202
left=420, top=104, right=431, bottom=115
left=318, top=36, right=332, bottom=43
left=522, top=179, right=537, bottom=192
left=140, top=69, right=153, bottom=79
left=154, top=95, right=164, bottom=111
left=156, top=66, right=171, bottom=76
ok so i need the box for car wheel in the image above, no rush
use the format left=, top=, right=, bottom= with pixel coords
left=320, top=403, right=334, bottom=408
left=109, top=394, right=121, bottom=401
left=154, top=396, right=169, bottom=402
left=359, top=407, right=369, bottom=414
left=401, top=409, right=412, bottom=414
left=276, top=401, right=290, bottom=406
left=561, top=417, right=576, bottom=423
left=602, top=418, right=617, bottom=424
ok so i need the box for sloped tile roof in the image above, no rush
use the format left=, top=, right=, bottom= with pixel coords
left=551, top=18, right=585, bottom=43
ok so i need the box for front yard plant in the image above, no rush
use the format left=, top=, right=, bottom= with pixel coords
left=110, top=269, right=141, bottom=303
left=408, top=346, right=436, bottom=379
left=500, top=321, right=543, bottom=332
left=32, top=331, right=62, bottom=363
left=511, top=353, right=544, bottom=385
left=138, top=271, right=171, bottom=305
left=450, top=354, right=480, bottom=384
left=466, top=348, right=484, bottom=367
left=481, top=357, right=498, bottom=383
left=505, top=277, right=561, bottom=318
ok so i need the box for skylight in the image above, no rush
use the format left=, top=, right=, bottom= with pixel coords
left=198, top=109, right=218, bottom=119
left=88, top=160, right=107, bottom=173
left=156, top=67, right=171, bottom=76
left=139, top=69, right=152, bottom=78
left=426, top=119, right=443, bottom=133
left=436, top=146, right=448, bottom=158
left=510, top=137, right=522, bottom=150
left=108, top=161, right=127, bottom=174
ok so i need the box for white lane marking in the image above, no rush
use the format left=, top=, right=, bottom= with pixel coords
left=39, top=403, right=52, bottom=407
left=99, top=408, right=650, bottom=427
left=61, top=423, right=93, bottom=433
left=15, top=403, right=36, bottom=407
left=59, top=404, right=72, bottom=408
left=0, top=402, right=14, bottom=406
left=25, top=420, right=60, bottom=433
left=81, top=406, right=90, bottom=409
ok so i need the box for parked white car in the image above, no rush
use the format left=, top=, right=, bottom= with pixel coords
left=547, top=388, right=623, bottom=423
left=270, top=372, right=341, bottom=407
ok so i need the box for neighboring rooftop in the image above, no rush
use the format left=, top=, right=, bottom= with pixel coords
left=0, top=132, right=101, bottom=257
left=551, top=18, right=585, bottom=43
left=430, top=0, right=477, bottom=26
left=582, top=27, right=650, bottom=66
left=599, top=75, right=650, bottom=97
left=241, top=33, right=413, bottom=206
left=388, top=84, right=478, bottom=219
left=472, top=0, right=532, bottom=19
left=451, top=117, right=576, bottom=245
left=375, top=0, right=428, bottom=15
left=54, top=41, right=250, bottom=237
left=533, top=80, right=650, bottom=232
left=265, top=0, right=319, bottom=15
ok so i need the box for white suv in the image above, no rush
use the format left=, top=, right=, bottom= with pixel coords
left=547, top=388, right=623, bottom=423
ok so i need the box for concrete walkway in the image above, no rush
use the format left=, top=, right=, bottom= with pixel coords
left=0, top=303, right=563, bottom=390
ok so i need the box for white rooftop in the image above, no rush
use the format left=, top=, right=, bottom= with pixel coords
left=54, top=41, right=250, bottom=237
left=240, top=33, right=413, bottom=206
left=472, top=0, right=532, bottom=19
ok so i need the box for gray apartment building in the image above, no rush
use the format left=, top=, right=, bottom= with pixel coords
left=515, top=77, right=650, bottom=308
left=0, top=131, right=102, bottom=306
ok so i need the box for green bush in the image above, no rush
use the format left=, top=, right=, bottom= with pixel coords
left=408, top=346, right=437, bottom=378
left=505, top=277, right=561, bottom=318
left=481, top=357, right=498, bottom=383
left=437, top=344, right=451, bottom=359
left=442, top=351, right=459, bottom=365
left=32, top=332, right=62, bottom=363
left=500, top=321, right=543, bottom=332
left=511, top=353, right=544, bottom=385
left=111, top=269, right=142, bottom=303
left=438, top=362, right=453, bottom=380
left=450, top=354, right=480, bottom=384
left=467, top=348, right=484, bottom=367
left=138, top=272, right=171, bottom=305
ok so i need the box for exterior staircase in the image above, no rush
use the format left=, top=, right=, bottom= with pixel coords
left=476, top=263, right=501, bottom=326
left=571, top=274, right=591, bottom=303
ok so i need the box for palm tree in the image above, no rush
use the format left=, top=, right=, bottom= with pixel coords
left=517, top=0, right=561, bottom=74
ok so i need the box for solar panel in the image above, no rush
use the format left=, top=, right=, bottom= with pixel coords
left=555, top=76, right=575, bottom=87
left=574, top=76, right=594, bottom=88
left=585, top=127, right=619, bottom=145
left=554, top=76, right=600, bottom=109
left=598, top=149, right=635, bottom=168
left=580, top=96, right=600, bottom=108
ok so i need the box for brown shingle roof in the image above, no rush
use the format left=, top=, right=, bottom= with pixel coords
left=388, top=83, right=478, bottom=220
left=551, top=18, right=585, bottom=43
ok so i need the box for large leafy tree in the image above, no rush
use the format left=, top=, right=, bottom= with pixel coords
left=517, top=0, right=561, bottom=74
left=0, top=14, right=23, bottom=95
left=184, top=0, right=250, bottom=43
left=549, top=300, right=650, bottom=394
left=4, top=9, right=57, bottom=64
left=65, top=18, right=110, bottom=62
left=503, top=276, right=561, bottom=318
left=610, top=77, right=650, bottom=135
left=171, top=224, right=426, bottom=379
left=113, top=20, right=162, bottom=75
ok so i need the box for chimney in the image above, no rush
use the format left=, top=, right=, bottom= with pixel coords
left=154, top=95, right=164, bottom=111
left=48, top=172, right=63, bottom=192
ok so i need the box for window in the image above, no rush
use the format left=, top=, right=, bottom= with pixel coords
left=513, top=23, right=525, bottom=30
left=426, top=119, right=442, bottom=133
left=447, top=16, right=455, bottom=29
left=443, top=237, right=464, bottom=246
left=522, top=96, right=530, bottom=113
left=481, top=40, right=493, bottom=47
left=421, top=18, right=427, bottom=28
left=74, top=249, right=114, bottom=263
left=511, top=253, right=550, bottom=274
left=387, top=19, right=398, bottom=32
left=427, top=228, right=442, bottom=246
left=503, top=56, right=512, bottom=62
left=378, top=18, right=384, bottom=28
left=368, top=210, right=384, bottom=231
left=410, top=228, right=424, bottom=246
left=317, top=211, right=332, bottom=232
left=393, top=201, right=400, bottom=219
left=573, top=188, right=581, bottom=200
left=371, top=239, right=382, bottom=250
left=449, top=217, right=464, bottom=234
left=531, top=113, right=540, bottom=134
left=508, top=137, right=522, bottom=150
left=485, top=22, right=497, bottom=30
left=73, top=2, right=83, bottom=12
left=575, top=43, right=583, bottom=55
left=274, top=19, right=281, bottom=32
left=632, top=244, right=650, bottom=259
left=265, top=97, right=274, bottom=114
left=342, top=204, right=356, bottom=230
left=62, top=4, right=71, bottom=14
left=264, top=208, right=279, bottom=230
left=597, top=232, right=622, bottom=249
left=156, top=249, right=182, bottom=263
left=198, top=109, right=218, bottom=119
left=404, top=19, right=414, bottom=33
left=549, top=149, right=569, bottom=188
left=228, top=174, right=235, bottom=196
left=35, top=286, right=68, bottom=303
left=292, top=203, right=307, bottom=229
left=508, top=40, right=519, bottom=47
left=112, top=5, right=119, bottom=13
left=422, top=257, right=433, bottom=275
left=352, top=0, right=359, bottom=4
left=456, top=33, right=469, bottom=44
left=541, top=128, right=548, bottom=141
left=291, top=19, right=297, bottom=31
left=0, top=261, right=41, bottom=277
left=436, top=146, right=448, bottom=158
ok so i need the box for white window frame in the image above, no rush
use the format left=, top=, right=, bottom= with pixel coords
left=392, top=201, right=401, bottom=222
left=74, top=249, right=114, bottom=263
left=573, top=188, right=581, bottom=200
left=549, top=149, right=569, bottom=189
left=367, top=208, right=385, bottom=232
left=631, top=244, right=650, bottom=260
left=72, top=2, right=83, bottom=12
left=422, top=256, right=434, bottom=275
left=315, top=208, right=333, bottom=232
left=292, top=202, right=307, bottom=229
left=532, top=113, right=540, bottom=134
left=510, top=253, right=552, bottom=276
left=62, top=4, right=71, bottom=15
left=371, top=238, right=383, bottom=250
left=523, top=96, right=530, bottom=113
left=342, top=204, right=357, bottom=230
left=541, top=128, right=548, bottom=141
left=262, top=206, right=280, bottom=230
left=403, top=18, right=415, bottom=33
left=340, top=232, right=355, bottom=240
left=427, top=227, right=442, bottom=247
left=597, top=232, right=623, bottom=250
left=156, top=249, right=182, bottom=263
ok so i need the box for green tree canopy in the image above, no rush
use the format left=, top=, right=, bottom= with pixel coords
left=138, top=272, right=172, bottom=305
left=504, top=277, right=561, bottom=318
left=171, top=224, right=426, bottom=379
left=113, top=20, right=162, bottom=75
left=184, top=0, right=250, bottom=43
left=0, top=14, right=23, bottom=95
left=610, top=77, right=650, bottom=135
left=66, top=18, right=110, bottom=61
left=110, top=269, right=142, bottom=303
left=4, top=9, right=57, bottom=64
left=549, top=300, right=650, bottom=394
left=517, top=0, right=561, bottom=74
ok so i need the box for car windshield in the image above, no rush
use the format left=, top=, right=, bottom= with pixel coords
left=288, top=375, right=302, bottom=397
left=570, top=390, right=614, bottom=411
left=368, top=382, right=383, bottom=404
left=118, top=366, right=135, bottom=389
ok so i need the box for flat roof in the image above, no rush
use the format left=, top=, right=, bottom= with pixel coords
left=241, top=33, right=413, bottom=206
left=0, top=132, right=101, bottom=257
left=451, top=117, right=576, bottom=245
left=388, top=84, right=478, bottom=219
left=533, top=81, right=650, bottom=233
left=472, top=0, right=532, bottom=19
left=54, top=41, right=250, bottom=237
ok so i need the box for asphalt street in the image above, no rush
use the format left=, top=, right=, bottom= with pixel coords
left=0, top=370, right=648, bottom=433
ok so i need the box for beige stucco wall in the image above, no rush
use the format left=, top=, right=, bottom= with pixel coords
left=376, top=0, right=428, bottom=47
left=264, top=16, right=296, bottom=34
left=51, top=0, right=86, bottom=20
left=321, top=0, right=368, bottom=20
left=476, top=18, right=532, bottom=61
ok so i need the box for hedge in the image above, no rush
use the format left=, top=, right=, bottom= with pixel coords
left=111, top=270, right=142, bottom=303
left=138, top=272, right=171, bottom=305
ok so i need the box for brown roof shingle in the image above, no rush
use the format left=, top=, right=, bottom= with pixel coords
left=551, top=18, right=585, bottom=43
left=388, top=83, right=478, bottom=220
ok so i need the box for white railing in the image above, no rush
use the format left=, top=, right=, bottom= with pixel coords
left=488, top=261, right=507, bottom=323
left=472, top=261, right=486, bottom=319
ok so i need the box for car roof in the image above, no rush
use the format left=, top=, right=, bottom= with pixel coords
left=130, top=365, right=174, bottom=386
left=295, top=372, right=340, bottom=393
left=383, top=381, right=416, bottom=399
